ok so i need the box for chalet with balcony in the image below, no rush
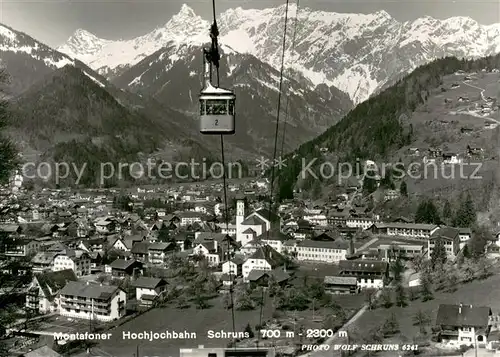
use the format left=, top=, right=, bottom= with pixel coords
left=59, top=281, right=126, bottom=322
left=4, top=238, right=40, bottom=259
left=26, top=269, right=77, bottom=314
left=148, top=242, right=176, bottom=265
left=435, top=303, right=492, bottom=346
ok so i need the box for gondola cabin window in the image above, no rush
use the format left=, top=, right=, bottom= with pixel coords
left=200, top=99, right=235, bottom=115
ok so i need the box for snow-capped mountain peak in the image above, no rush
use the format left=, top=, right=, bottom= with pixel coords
left=56, top=5, right=500, bottom=103
left=57, top=28, right=110, bottom=59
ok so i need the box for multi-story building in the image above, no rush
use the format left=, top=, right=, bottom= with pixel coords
left=345, top=217, right=377, bottom=230
left=52, top=250, right=91, bottom=277
left=294, top=240, right=349, bottom=263
left=132, top=277, right=168, bottom=306
left=369, top=222, right=439, bottom=239
left=339, top=259, right=388, bottom=290
left=4, top=238, right=40, bottom=259
left=59, top=281, right=126, bottom=322
left=428, top=227, right=461, bottom=259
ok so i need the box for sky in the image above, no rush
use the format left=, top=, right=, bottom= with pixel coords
left=1, top=0, right=499, bottom=48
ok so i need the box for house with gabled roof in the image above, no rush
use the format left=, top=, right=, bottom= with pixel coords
left=132, top=276, right=168, bottom=306
left=148, top=242, right=176, bottom=265
left=435, top=303, right=492, bottom=346
left=339, top=259, right=388, bottom=289
left=428, top=227, right=460, bottom=259
left=242, top=245, right=286, bottom=281
left=26, top=269, right=77, bottom=314
left=108, top=258, right=143, bottom=277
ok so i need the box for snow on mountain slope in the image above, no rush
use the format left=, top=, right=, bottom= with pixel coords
left=57, top=4, right=500, bottom=104
left=0, top=23, right=77, bottom=93
left=57, top=4, right=208, bottom=78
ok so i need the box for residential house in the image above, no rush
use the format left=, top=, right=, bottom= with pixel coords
left=338, top=259, right=388, bottom=289
left=459, top=228, right=472, bottom=249
left=4, top=238, right=40, bottom=259
left=108, top=259, right=143, bottom=277
left=95, top=218, right=116, bottom=234
left=323, top=276, right=358, bottom=294
left=148, top=242, right=176, bottom=265
left=52, top=249, right=92, bottom=277
left=131, top=242, right=150, bottom=262
left=435, top=303, right=492, bottom=346
left=221, top=256, right=244, bottom=276
left=133, top=276, right=168, bottom=306
left=178, top=211, right=204, bottom=227
left=26, top=269, right=77, bottom=314
left=242, top=245, right=286, bottom=281
left=59, top=281, right=126, bottom=322
left=247, top=269, right=290, bottom=289
left=31, top=251, right=58, bottom=273
left=258, top=230, right=289, bottom=254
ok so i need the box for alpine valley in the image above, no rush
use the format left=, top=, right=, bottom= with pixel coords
left=1, top=3, right=500, bottom=187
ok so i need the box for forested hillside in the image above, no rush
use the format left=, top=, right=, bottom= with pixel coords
left=276, top=54, right=500, bottom=199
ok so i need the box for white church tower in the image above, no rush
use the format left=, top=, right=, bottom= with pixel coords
left=235, top=198, right=245, bottom=243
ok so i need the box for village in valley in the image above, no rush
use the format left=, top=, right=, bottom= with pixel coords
left=1, top=152, right=500, bottom=357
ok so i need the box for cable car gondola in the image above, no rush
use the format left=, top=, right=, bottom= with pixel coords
left=199, top=83, right=235, bottom=135
left=199, top=24, right=235, bottom=135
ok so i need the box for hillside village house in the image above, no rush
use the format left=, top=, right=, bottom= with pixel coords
left=148, top=242, right=176, bottom=265
left=4, top=238, right=40, bottom=259
left=338, top=259, right=388, bottom=289
left=108, top=259, right=143, bottom=277
left=323, top=276, right=358, bottom=294
left=59, top=281, right=126, bottom=322
left=31, top=252, right=58, bottom=273
left=178, top=211, right=204, bottom=226
left=26, top=269, right=77, bottom=314
left=52, top=250, right=91, bottom=277
left=369, top=222, right=439, bottom=239
left=132, top=277, right=168, bottom=306
left=435, top=303, right=492, bottom=347
left=242, top=245, right=286, bottom=281
left=222, top=256, right=244, bottom=276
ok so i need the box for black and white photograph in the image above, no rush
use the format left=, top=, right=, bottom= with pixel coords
left=0, top=0, right=500, bottom=356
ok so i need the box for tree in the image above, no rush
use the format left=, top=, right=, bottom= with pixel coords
left=382, top=313, right=400, bottom=337
left=395, top=282, right=407, bottom=307
left=442, top=199, right=452, bottom=224
left=475, top=257, right=492, bottom=279
left=420, top=269, right=434, bottom=301
left=413, top=310, right=431, bottom=334
left=469, top=226, right=490, bottom=258
left=365, top=288, right=377, bottom=310
left=363, top=170, right=378, bottom=194
left=400, top=180, right=408, bottom=196
left=453, top=192, right=476, bottom=228
left=415, top=199, right=441, bottom=224
left=380, top=288, right=392, bottom=308
left=244, top=323, right=254, bottom=338
left=0, top=70, right=19, bottom=184
left=430, top=238, right=447, bottom=267
left=157, top=224, right=170, bottom=242
left=390, top=257, right=405, bottom=283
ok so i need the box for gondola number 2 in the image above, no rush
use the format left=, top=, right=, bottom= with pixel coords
left=214, top=119, right=218, bottom=125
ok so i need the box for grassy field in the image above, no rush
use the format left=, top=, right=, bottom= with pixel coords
left=97, top=282, right=365, bottom=356
left=347, top=269, right=500, bottom=356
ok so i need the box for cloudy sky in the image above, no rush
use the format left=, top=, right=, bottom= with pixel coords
left=1, top=0, right=499, bottom=48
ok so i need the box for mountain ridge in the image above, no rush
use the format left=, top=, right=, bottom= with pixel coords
left=56, top=4, right=500, bottom=103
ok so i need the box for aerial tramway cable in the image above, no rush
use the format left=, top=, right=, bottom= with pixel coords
left=206, top=0, right=237, bottom=344
left=257, top=0, right=291, bottom=348
left=280, top=0, right=301, bottom=158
